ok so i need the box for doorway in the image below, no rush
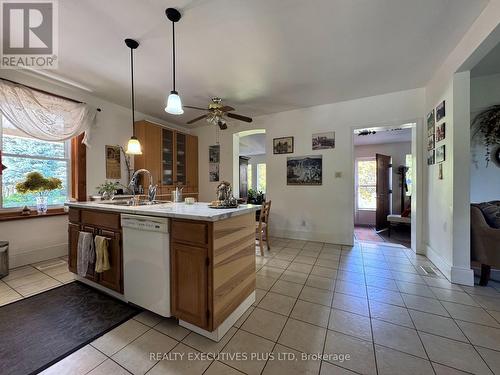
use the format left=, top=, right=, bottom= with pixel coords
left=353, top=124, right=415, bottom=248
left=233, top=130, right=266, bottom=201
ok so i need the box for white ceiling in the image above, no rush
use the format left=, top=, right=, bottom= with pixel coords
left=240, top=133, right=266, bottom=156
left=354, top=128, right=412, bottom=146
left=52, top=0, right=488, bottom=127
left=471, top=40, right=500, bottom=77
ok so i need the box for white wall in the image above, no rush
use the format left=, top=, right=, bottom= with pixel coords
left=0, top=70, right=181, bottom=267
left=195, top=88, right=424, bottom=245
left=470, top=73, right=500, bottom=203
left=423, top=1, right=500, bottom=285
left=354, top=142, right=411, bottom=225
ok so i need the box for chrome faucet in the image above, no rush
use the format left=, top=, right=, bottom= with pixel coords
left=128, top=169, right=158, bottom=202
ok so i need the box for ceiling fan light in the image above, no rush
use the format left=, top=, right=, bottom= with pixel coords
left=126, top=136, right=142, bottom=155
left=165, top=91, right=184, bottom=115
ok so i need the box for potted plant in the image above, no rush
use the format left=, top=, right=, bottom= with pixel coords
left=15, top=172, right=62, bottom=214
left=96, top=181, right=120, bottom=200
left=472, top=104, right=500, bottom=166
left=247, top=189, right=265, bottom=204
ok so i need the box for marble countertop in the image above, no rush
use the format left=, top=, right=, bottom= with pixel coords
left=65, top=201, right=260, bottom=222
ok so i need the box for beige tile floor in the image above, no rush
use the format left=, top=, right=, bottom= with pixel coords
left=4, top=239, right=500, bottom=374
left=0, top=255, right=74, bottom=305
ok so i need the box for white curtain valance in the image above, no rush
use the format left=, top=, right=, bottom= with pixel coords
left=0, top=79, right=97, bottom=146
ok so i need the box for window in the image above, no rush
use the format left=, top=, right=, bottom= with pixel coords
left=356, top=159, right=376, bottom=210
left=405, top=154, right=412, bottom=197
left=257, top=163, right=266, bottom=193
left=1, top=116, right=70, bottom=209
left=247, top=164, right=252, bottom=190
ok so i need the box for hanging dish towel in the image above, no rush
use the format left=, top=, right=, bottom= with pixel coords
left=94, top=235, right=110, bottom=273
left=77, top=232, right=95, bottom=276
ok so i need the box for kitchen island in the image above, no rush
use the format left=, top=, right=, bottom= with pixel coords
left=66, top=201, right=259, bottom=341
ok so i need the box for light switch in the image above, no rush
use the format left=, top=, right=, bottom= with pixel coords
left=335, top=172, right=342, bottom=178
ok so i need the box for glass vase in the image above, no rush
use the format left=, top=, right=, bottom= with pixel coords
left=36, top=195, right=48, bottom=214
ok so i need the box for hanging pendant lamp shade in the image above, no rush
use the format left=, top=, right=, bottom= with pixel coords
left=124, top=38, right=142, bottom=155
left=165, top=8, right=184, bottom=115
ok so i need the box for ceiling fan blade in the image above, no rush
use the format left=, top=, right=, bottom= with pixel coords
left=227, top=112, right=253, bottom=123
left=186, top=114, right=208, bottom=124
left=220, top=106, right=235, bottom=112
left=184, top=105, right=207, bottom=111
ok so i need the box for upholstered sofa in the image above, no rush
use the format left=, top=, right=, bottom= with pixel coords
left=471, top=201, right=500, bottom=286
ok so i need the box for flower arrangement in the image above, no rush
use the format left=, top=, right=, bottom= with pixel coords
left=16, top=172, right=62, bottom=214
left=472, top=105, right=500, bottom=166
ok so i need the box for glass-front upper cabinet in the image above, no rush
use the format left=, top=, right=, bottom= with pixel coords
left=176, top=132, right=186, bottom=185
left=162, top=129, right=174, bottom=185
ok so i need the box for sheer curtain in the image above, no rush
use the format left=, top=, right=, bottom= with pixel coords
left=0, top=79, right=97, bottom=145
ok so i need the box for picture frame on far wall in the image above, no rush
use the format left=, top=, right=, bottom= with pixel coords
left=427, top=150, right=435, bottom=165
left=273, top=136, right=294, bottom=154
left=427, top=109, right=435, bottom=137
left=427, top=134, right=435, bottom=151
left=312, top=131, right=335, bottom=150
left=287, top=155, right=322, bottom=185
left=209, top=145, right=220, bottom=163
left=436, top=123, right=446, bottom=142
left=436, top=145, right=446, bottom=163
left=105, top=145, right=121, bottom=179
left=436, top=100, right=446, bottom=122
left=209, top=163, right=219, bottom=182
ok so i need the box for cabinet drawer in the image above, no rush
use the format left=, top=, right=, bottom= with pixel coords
left=68, top=208, right=80, bottom=223
left=171, top=220, right=208, bottom=246
left=81, top=210, right=120, bottom=230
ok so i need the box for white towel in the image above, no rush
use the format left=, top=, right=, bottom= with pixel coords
left=77, top=232, right=95, bottom=276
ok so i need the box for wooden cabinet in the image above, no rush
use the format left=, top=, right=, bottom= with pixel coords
left=170, top=213, right=255, bottom=332
left=67, top=208, right=123, bottom=293
left=134, top=121, right=198, bottom=197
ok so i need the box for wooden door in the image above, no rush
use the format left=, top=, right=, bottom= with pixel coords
left=376, top=153, right=391, bottom=231
left=68, top=223, right=80, bottom=273
left=171, top=242, right=209, bottom=329
left=239, top=157, right=250, bottom=199
left=97, top=229, right=123, bottom=293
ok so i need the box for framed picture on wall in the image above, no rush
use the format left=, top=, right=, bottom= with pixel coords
left=427, top=150, right=435, bottom=165
left=287, top=155, right=322, bottom=185
left=273, top=137, right=294, bottom=154
left=436, top=123, right=446, bottom=142
left=436, top=101, right=446, bottom=122
left=427, top=109, right=435, bottom=137
left=436, top=145, right=446, bottom=163
left=312, top=132, right=335, bottom=150
left=427, top=134, right=435, bottom=151
left=209, top=145, right=220, bottom=163
left=105, top=145, right=121, bottom=179
left=209, top=163, right=219, bottom=182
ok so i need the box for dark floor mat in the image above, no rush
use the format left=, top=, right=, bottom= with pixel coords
left=0, top=281, right=140, bottom=375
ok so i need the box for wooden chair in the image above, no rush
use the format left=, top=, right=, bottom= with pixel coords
left=256, top=201, right=271, bottom=256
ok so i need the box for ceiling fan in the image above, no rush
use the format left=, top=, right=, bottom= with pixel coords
left=185, top=97, right=253, bottom=130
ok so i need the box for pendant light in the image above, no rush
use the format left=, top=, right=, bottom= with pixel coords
left=125, top=38, right=142, bottom=155
left=165, top=8, right=184, bottom=115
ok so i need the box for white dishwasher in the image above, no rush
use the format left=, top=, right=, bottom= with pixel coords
left=121, top=214, right=171, bottom=317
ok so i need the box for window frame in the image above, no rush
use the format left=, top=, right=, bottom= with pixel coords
left=0, top=115, right=72, bottom=211
left=355, top=157, right=377, bottom=211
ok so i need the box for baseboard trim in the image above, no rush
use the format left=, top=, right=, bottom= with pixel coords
left=451, top=266, right=474, bottom=286
left=270, top=228, right=353, bottom=246
left=424, top=244, right=474, bottom=286
left=9, top=244, right=67, bottom=268
left=425, top=244, right=452, bottom=280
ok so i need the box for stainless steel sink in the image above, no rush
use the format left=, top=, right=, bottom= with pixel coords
left=98, top=200, right=169, bottom=207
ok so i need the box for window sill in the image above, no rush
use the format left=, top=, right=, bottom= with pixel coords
left=0, top=208, right=67, bottom=222
left=357, top=208, right=376, bottom=212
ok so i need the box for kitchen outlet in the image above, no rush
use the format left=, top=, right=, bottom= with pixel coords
left=301, top=220, right=306, bottom=227
left=335, top=171, right=342, bottom=178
